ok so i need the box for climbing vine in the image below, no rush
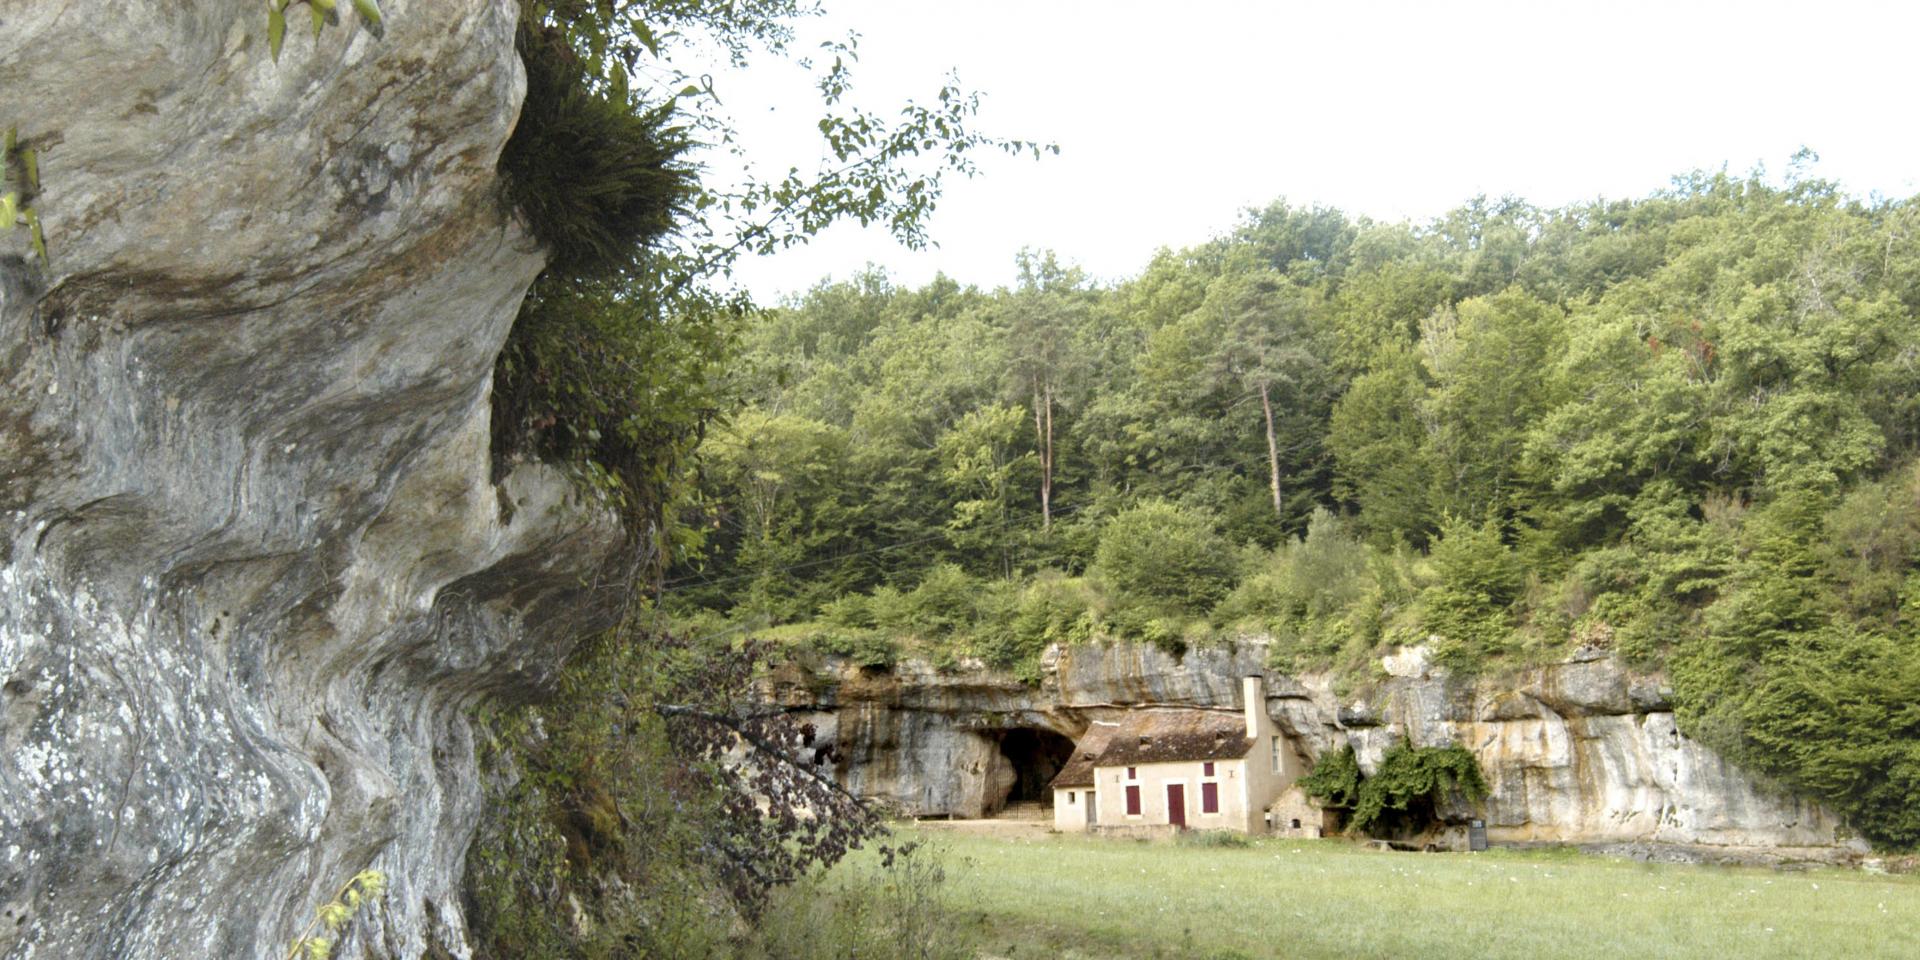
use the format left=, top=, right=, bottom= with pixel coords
left=1300, top=742, right=1487, bottom=836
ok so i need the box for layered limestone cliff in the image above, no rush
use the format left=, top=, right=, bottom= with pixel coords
left=0, top=4, right=619, bottom=957
left=769, top=640, right=1849, bottom=854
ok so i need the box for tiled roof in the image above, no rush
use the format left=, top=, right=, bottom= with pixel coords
left=1049, top=709, right=1251, bottom=789
left=1048, top=721, right=1117, bottom=789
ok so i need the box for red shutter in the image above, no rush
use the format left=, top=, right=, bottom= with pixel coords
left=1201, top=781, right=1219, bottom=814
left=1203, top=761, right=1215, bottom=776
left=1125, top=784, right=1141, bottom=815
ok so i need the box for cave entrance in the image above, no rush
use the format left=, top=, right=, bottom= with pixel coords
left=992, top=727, right=1076, bottom=815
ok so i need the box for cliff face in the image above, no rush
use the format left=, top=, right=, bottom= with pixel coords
left=0, top=4, right=620, bottom=957
left=770, top=641, right=1846, bottom=853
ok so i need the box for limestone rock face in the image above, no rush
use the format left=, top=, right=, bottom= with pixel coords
left=776, top=641, right=1846, bottom=852
left=0, top=4, right=620, bottom=957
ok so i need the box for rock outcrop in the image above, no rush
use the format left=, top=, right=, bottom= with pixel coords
left=1, top=3, right=619, bottom=957
left=770, top=640, right=1848, bottom=853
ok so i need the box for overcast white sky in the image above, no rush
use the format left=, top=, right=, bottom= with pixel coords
left=700, top=0, right=1920, bottom=303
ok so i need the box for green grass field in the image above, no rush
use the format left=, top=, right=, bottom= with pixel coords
left=868, top=828, right=1920, bottom=960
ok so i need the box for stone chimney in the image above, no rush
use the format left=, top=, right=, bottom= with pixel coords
left=1244, top=674, right=1265, bottom=739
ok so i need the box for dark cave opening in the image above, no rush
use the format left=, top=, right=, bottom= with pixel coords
left=996, top=727, right=1077, bottom=808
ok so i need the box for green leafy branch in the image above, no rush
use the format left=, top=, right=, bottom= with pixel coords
left=265, top=0, right=385, bottom=63
left=1, top=126, right=46, bottom=264
left=285, top=869, right=388, bottom=960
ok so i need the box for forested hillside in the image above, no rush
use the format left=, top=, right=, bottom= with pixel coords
left=666, top=170, right=1920, bottom=848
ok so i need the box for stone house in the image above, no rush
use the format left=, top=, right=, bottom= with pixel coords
left=1268, top=784, right=1333, bottom=837
left=1051, top=675, right=1305, bottom=834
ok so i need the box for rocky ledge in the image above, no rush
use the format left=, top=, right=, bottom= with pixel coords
left=1, top=3, right=619, bottom=958
left=768, top=640, right=1854, bottom=857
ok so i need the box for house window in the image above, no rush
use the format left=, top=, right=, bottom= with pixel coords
left=1125, top=784, right=1142, bottom=816
left=1069, top=792, right=1076, bottom=804
left=1201, top=781, right=1219, bottom=814
left=1271, top=736, right=1283, bottom=774
left=1127, top=766, right=1137, bottom=780
left=1203, top=761, right=1215, bottom=777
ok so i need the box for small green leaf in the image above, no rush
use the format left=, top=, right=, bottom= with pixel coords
left=19, top=147, right=36, bottom=193
left=631, top=20, right=658, bottom=57
left=267, top=4, right=286, bottom=62
left=317, top=900, right=352, bottom=930
left=352, top=0, right=382, bottom=27
left=0, top=193, right=16, bottom=231
left=26, top=210, right=45, bottom=264
left=310, top=5, right=325, bottom=36
left=311, top=0, right=336, bottom=10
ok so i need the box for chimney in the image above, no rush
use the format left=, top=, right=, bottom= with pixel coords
left=1243, top=675, right=1265, bottom=739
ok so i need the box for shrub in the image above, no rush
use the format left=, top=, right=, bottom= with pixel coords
left=748, top=841, right=972, bottom=960
left=868, top=585, right=914, bottom=633
left=1094, top=501, right=1236, bottom=614
left=1216, top=509, right=1378, bottom=663
left=820, top=593, right=877, bottom=629
left=1301, top=742, right=1486, bottom=837
left=813, top=629, right=900, bottom=669
left=1422, top=517, right=1524, bottom=667
left=1297, top=744, right=1362, bottom=810
left=1175, top=829, right=1250, bottom=849
left=1726, top=628, right=1920, bottom=849
left=467, top=642, right=734, bottom=957
left=1009, top=574, right=1101, bottom=649
left=1821, top=464, right=1920, bottom=621
left=500, top=14, right=693, bottom=283
left=978, top=574, right=1095, bottom=676
left=904, top=564, right=981, bottom=635
left=1668, top=483, right=1920, bottom=849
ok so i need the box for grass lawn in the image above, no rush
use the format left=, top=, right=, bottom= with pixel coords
left=872, top=827, right=1919, bottom=960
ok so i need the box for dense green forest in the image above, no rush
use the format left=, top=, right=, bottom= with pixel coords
left=664, top=171, right=1920, bottom=848
left=459, top=1, right=1920, bottom=955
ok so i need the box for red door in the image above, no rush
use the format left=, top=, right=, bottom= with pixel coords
left=1167, top=783, right=1187, bottom=828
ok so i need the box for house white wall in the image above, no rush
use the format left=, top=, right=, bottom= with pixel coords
left=1093, top=757, right=1259, bottom=832
left=1053, top=786, right=1093, bottom=831
left=1082, top=676, right=1307, bottom=835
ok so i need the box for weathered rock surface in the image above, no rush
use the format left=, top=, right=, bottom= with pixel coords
left=0, top=4, right=618, bottom=957
left=773, top=641, right=1849, bottom=853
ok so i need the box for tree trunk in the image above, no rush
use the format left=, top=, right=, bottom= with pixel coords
left=1041, top=382, right=1054, bottom=532
left=1260, top=381, right=1282, bottom=519
left=1033, top=380, right=1054, bottom=532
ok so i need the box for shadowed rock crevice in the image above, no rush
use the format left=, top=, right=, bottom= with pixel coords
left=991, top=727, right=1076, bottom=811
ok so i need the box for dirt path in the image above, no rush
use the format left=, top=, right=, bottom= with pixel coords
left=906, top=817, right=1055, bottom=840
